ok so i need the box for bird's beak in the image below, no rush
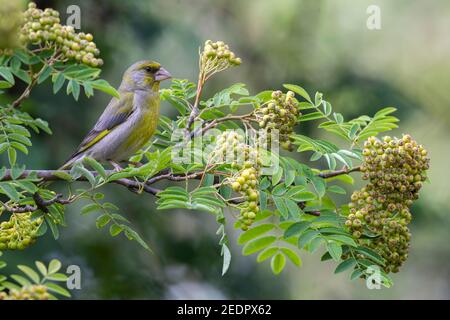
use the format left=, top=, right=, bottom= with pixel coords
left=154, top=67, right=172, bottom=82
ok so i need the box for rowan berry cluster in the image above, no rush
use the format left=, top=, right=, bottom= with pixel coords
left=0, top=212, right=42, bottom=250
left=0, top=285, right=49, bottom=300
left=210, top=131, right=259, bottom=167
left=18, top=2, right=103, bottom=67
left=255, top=90, right=300, bottom=151
left=346, top=134, right=429, bottom=273
left=210, top=131, right=261, bottom=230
left=231, top=166, right=260, bottom=230
left=200, top=40, right=241, bottom=77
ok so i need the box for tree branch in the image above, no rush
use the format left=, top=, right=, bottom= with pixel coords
left=145, top=170, right=206, bottom=185
left=0, top=169, right=161, bottom=195
left=1, top=165, right=360, bottom=195
left=9, top=52, right=60, bottom=110
left=185, top=75, right=204, bottom=132
left=318, top=166, right=361, bottom=179
left=32, top=192, right=72, bottom=213
left=10, top=69, right=41, bottom=109
left=0, top=165, right=360, bottom=215
left=2, top=193, right=73, bottom=213
left=298, top=202, right=320, bottom=216
left=188, top=113, right=254, bottom=140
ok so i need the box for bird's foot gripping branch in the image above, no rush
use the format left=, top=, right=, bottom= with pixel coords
left=0, top=2, right=430, bottom=299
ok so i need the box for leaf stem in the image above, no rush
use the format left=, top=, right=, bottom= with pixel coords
left=9, top=50, right=60, bottom=110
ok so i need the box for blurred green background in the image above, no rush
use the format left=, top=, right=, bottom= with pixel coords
left=2, top=0, right=449, bottom=299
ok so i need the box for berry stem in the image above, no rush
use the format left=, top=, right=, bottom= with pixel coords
left=185, top=70, right=205, bottom=134
left=9, top=50, right=60, bottom=110
left=318, top=166, right=361, bottom=179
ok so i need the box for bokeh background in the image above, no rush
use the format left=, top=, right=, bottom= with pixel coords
left=1, top=0, right=449, bottom=299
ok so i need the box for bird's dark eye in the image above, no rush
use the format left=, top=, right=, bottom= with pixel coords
left=145, top=66, right=158, bottom=73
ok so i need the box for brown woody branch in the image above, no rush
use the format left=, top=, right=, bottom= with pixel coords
left=10, top=51, right=60, bottom=110
left=187, top=114, right=255, bottom=141
left=298, top=202, right=320, bottom=217
left=0, top=168, right=161, bottom=195
left=3, top=193, right=73, bottom=213
left=0, top=165, right=359, bottom=215
left=145, top=169, right=208, bottom=185
left=10, top=73, right=40, bottom=109
left=0, top=169, right=215, bottom=189
left=185, top=75, right=204, bottom=133
left=318, top=166, right=361, bottom=179
left=32, top=192, right=72, bottom=213
left=1, top=166, right=360, bottom=191
left=0, top=169, right=163, bottom=213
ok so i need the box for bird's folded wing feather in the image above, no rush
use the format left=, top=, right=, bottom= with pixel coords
left=68, top=92, right=135, bottom=159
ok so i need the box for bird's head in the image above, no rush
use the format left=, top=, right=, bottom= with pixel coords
left=120, top=60, right=171, bottom=92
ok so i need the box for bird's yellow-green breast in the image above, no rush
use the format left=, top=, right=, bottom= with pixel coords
left=120, top=88, right=160, bottom=156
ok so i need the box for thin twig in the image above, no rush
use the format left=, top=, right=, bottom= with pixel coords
left=0, top=169, right=161, bottom=196
left=2, top=193, right=73, bottom=213
left=191, top=113, right=254, bottom=140
left=9, top=51, right=60, bottom=110
left=318, top=166, right=361, bottom=179
left=145, top=170, right=204, bottom=185
left=1, top=166, right=359, bottom=189
left=10, top=67, right=43, bottom=109
left=185, top=74, right=205, bottom=134
left=298, top=202, right=321, bottom=216
left=0, top=164, right=360, bottom=215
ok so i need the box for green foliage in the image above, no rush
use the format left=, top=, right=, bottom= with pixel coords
left=216, top=210, right=231, bottom=275
left=157, top=186, right=225, bottom=214
left=0, top=10, right=425, bottom=292
left=0, top=255, right=70, bottom=299
left=50, top=63, right=120, bottom=100
left=160, top=79, right=196, bottom=115
left=0, top=109, right=51, bottom=165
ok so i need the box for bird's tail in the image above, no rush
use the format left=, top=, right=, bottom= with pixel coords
left=59, top=153, right=85, bottom=171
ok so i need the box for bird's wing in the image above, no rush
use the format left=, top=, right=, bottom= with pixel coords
left=67, top=92, right=135, bottom=159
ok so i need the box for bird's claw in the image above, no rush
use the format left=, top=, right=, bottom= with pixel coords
left=127, top=161, right=143, bottom=168
left=109, top=160, right=123, bottom=172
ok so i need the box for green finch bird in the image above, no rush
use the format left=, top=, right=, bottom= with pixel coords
left=61, top=60, right=171, bottom=169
